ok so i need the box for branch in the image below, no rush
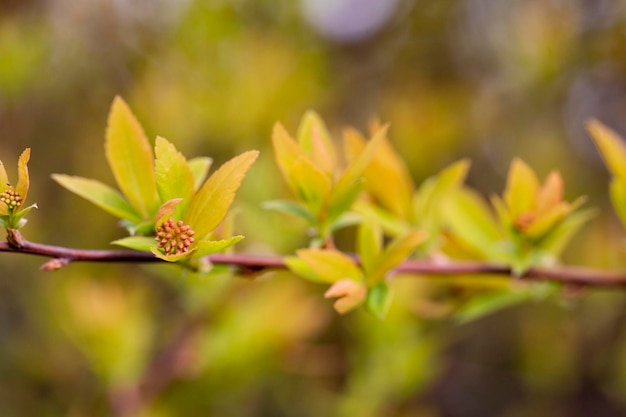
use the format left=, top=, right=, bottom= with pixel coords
left=2, top=238, right=626, bottom=287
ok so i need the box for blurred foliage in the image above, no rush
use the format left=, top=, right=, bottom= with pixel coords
left=3, top=0, right=626, bottom=416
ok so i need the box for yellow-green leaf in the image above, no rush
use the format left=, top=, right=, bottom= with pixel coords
left=150, top=246, right=196, bottom=262
left=188, top=157, right=213, bottom=191
left=15, top=148, right=30, bottom=205
left=285, top=256, right=325, bottom=283
left=328, top=125, right=385, bottom=212
left=185, top=150, right=259, bottom=240
left=194, top=236, right=244, bottom=258
left=444, top=188, right=503, bottom=259
left=366, top=230, right=427, bottom=285
left=504, top=158, right=539, bottom=217
left=154, top=136, right=195, bottom=217
left=105, top=96, right=159, bottom=217
left=294, top=248, right=363, bottom=283
left=538, top=208, right=595, bottom=256
left=587, top=119, right=626, bottom=178
left=111, top=236, right=155, bottom=251
left=610, top=177, right=626, bottom=227
left=288, top=157, right=332, bottom=214
left=297, top=110, right=336, bottom=175
left=51, top=174, right=142, bottom=223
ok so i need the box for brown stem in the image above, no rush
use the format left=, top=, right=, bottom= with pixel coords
left=1, top=239, right=626, bottom=287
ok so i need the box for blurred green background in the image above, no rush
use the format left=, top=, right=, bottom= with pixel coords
left=2, top=1, right=626, bottom=416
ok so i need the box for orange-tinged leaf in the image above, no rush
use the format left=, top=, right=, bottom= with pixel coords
left=295, top=248, right=363, bottom=283
left=504, top=158, right=539, bottom=217
left=15, top=148, right=30, bottom=206
left=324, top=279, right=367, bottom=314
left=0, top=159, right=8, bottom=193
left=346, top=128, right=414, bottom=219
left=185, top=150, right=258, bottom=240
left=297, top=111, right=336, bottom=175
left=155, top=198, right=183, bottom=226
left=524, top=202, right=571, bottom=238
left=52, top=174, right=143, bottom=223
left=154, top=136, right=195, bottom=217
left=366, top=229, right=428, bottom=285
left=105, top=96, right=159, bottom=217
left=536, top=171, right=563, bottom=214
left=272, top=122, right=310, bottom=188
left=587, top=119, right=626, bottom=178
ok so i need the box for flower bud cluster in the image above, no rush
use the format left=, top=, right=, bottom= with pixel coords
left=0, top=188, right=22, bottom=210
left=155, top=218, right=195, bottom=256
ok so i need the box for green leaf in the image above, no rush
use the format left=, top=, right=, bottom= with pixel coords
left=194, top=236, right=244, bottom=257
left=444, top=188, right=503, bottom=259
left=261, top=199, right=316, bottom=225
left=105, top=96, right=159, bottom=217
left=366, top=282, right=391, bottom=320
left=366, top=229, right=427, bottom=285
left=456, top=290, right=532, bottom=324
left=51, top=174, right=143, bottom=223
left=15, top=148, right=30, bottom=206
left=188, top=157, right=213, bottom=191
left=358, top=217, right=382, bottom=275
left=154, top=136, right=195, bottom=218
left=111, top=236, right=155, bottom=251
left=504, top=158, right=539, bottom=217
left=185, top=150, right=259, bottom=240
left=294, top=249, right=363, bottom=283
left=587, top=119, right=626, bottom=178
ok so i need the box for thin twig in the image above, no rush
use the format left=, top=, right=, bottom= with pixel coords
left=2, top=239, right=626, bottom=287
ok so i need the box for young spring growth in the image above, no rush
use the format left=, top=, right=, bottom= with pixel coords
left=269, top=111, right=384, bottom=246
left=112, top=147, right=258, bottom=263
left=0, top=148, right=37, bottom=230
left=493, top=158, right=586, bottom=241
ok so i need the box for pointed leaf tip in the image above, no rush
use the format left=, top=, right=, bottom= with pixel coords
left=586, top=118, right=626, bottom=178
left=105, top=96, right=159, bottom=218
left=185, top=150, right=259, bottom=239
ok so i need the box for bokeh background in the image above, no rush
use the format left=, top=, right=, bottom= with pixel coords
left=2, top=1, right=626, bottom=416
